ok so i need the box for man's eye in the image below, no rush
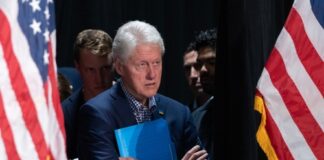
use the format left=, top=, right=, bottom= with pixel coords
left=153, top=61, right=161, bottom=66
left=193, top=63, right=203, bottom=70
left=207, top=61, right=215, bottom=65
left=139, top=63, right=146, bottom=67
left=87, top=68, right=95, bottom=72
left=137, top=62, right=147, bottom=69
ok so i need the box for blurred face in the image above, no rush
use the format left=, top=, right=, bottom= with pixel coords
left=183, top=50, right=203, bottom=95
left=197, top=47, right=216, bottom=95
left=116, top=44, right=162, bottom=105
left=75, top=49, right=113, bottom=100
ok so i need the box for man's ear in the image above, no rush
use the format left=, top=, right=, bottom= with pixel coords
left=114, top=58, right=124, bottom=76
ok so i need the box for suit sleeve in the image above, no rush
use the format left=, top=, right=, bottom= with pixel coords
left=182, top=106, right=204, bottom=152
left=78, top=104, right=119, bottom=160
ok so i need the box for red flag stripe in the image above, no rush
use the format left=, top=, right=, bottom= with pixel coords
left=257, top=69, right=315, bottom=159
left=42, top=82, right=54, bottom=159
left=0, top=10, right=48, bottom=160
left=264, top=106, right=294, bottom=160
left=0, top=93, right=20, bottom=160
left=285, top=8, right=324, bottom=96
left=2, top=3, right=54, bottom=149
left=46, top=42, right=66, bottom=159
left=256, top=0, right=324, bottom=159
left=0, top=137, right=8, bottom=160
left=42, top=82, right=63, bottom=160
left=275, top=28, right=324, bottom=130
left=0, top=47, right=38, bottom=159
left=294, top=0, right=324, bottom=60
left=47, top=42, right=66, bottom=138
left=266, top=48, right=324, bottom=159
left=255, top=90, right=293, bottom=159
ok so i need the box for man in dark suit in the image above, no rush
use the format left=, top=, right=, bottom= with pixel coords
left=191, top=29, right=217, bottom=160
left=78, top=20, right=208, bottom=160
left=61, top=29, right=114, bottom=159
left=183, top=42, right=212, bottom=112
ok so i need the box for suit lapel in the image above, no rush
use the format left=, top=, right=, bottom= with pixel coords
left=110, top=82, right=137, bottom=126
left=152, top=95, right=165, bottom=120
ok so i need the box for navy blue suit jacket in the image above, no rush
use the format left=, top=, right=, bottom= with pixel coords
left=78, top=82, right=201, bottom=160
left=61, top=88, right=84, bottom=159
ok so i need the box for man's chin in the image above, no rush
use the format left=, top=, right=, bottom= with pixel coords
left=197, top=88, right=204, bottom=93
left=143, top=90, right=158, bottom=98
left=203, top=87, right=215, bottom=95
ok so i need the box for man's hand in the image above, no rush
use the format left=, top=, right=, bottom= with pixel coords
left=181, top=145, right=208, bottom=160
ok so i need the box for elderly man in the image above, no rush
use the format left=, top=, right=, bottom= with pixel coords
left=78, top=21, right=208, bottom=160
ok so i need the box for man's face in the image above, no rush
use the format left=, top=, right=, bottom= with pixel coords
left=116, top=44, right=162, bottom=103
left=183, top=50, right=203, bottom=95
left=75, top=49, right=113, bottom=100
left=197, top=47, right=216, bottom=95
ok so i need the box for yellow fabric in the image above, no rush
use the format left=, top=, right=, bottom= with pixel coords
left=254, top=95, right=278, bottom=160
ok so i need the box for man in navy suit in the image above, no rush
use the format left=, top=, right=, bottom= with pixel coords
left=62, top=29, right=114, bottom=159
left=78, top=20, right=208, bottom=160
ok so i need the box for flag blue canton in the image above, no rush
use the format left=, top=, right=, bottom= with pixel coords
left=311, top=0, right=324, bottom=28
left=17, top=0, right=55, bottom=82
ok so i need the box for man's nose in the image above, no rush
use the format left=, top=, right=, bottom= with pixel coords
left=190, top=66, right=199, bottom=78
left=99, top=68, right=110, bottom=84
left=91, top=69, right=104, bottom=83
left=200, top=64, right=208, bottom=73
left=147, top=64, right=157, bottom=79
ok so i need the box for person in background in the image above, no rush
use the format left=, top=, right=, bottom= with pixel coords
left=61, top=29, right=114, bottom=159
left=191, top=28, right=217, bottom=160
left=58, top=72, right=72, bottom=102
left=78, top=20, right=208, bottom=160
left=183, top=42, right=212, bottom=112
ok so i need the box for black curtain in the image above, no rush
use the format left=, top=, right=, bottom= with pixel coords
left=216, top=0, right=293, bottom=159
left=55, top=0, right=293, bottom=159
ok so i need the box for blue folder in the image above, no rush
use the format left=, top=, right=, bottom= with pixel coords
left=114, top=118, right=177, bottom=160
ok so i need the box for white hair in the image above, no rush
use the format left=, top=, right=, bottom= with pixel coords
left=112, top=20, right=165, bottom=62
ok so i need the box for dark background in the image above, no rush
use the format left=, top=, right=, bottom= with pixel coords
left=55, top=0, right=293, bottom=159
left=55, top=0, right=218, bottom=103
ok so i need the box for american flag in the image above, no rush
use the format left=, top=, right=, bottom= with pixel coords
left=254, top=0, right=324, bottom=159
left=0, top=0, right=66, bottom=159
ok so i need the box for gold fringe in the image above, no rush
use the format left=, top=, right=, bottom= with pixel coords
left=254, top=95, right=278, bottom=160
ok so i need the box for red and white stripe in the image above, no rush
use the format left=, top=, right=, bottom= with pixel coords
left=295, top=0, right=324, bottom=61
left=0, top=0, right=66, bottom=159
left=0, top=135, right=8, bottom=160
left=257, top=0, right=324, bottom=159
